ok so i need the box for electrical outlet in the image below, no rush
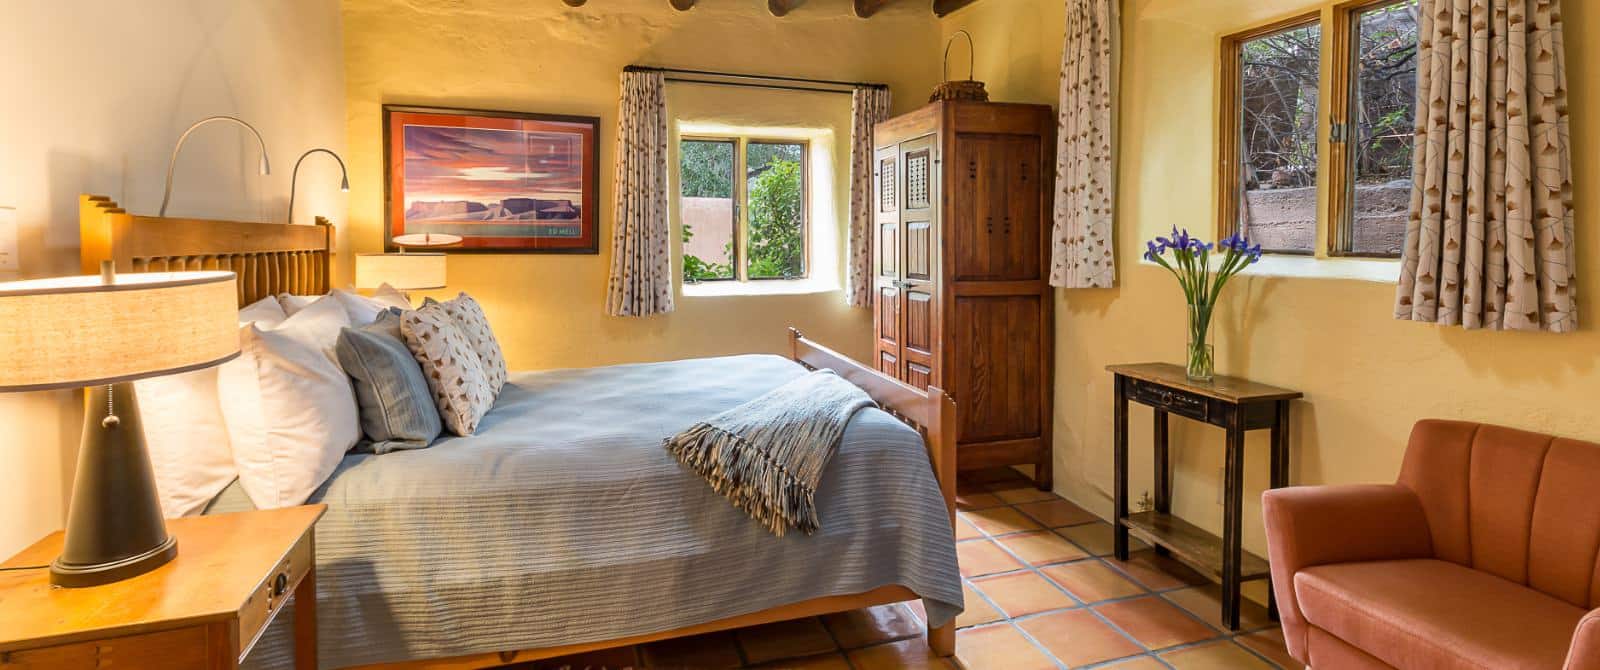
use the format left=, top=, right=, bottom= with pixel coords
left=0, top=207, right=16, bottom=272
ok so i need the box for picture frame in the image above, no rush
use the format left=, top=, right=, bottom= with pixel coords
left=383, top=104, right=600, bottom=254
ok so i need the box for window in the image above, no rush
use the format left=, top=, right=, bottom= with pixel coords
left=679, top=139, right=737, bottom=280
left=1332, top=0, right=1419, bottom=257
left=1221, top=17, right=1324, bottom=255
left=679, top=136, right=808, bottom=283
left=1220, top=1, right=1419, bottom=260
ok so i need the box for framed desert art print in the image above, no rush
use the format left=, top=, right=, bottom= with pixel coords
left=383, top=105, right=600, bottom=253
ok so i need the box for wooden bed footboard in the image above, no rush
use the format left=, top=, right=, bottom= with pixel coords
left=788, top=328, right=958, bottom=526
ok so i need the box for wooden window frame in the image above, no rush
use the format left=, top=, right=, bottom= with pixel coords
left=1219, top=0, right=1416, bottom=259
left=1328, top=0, right=1416, bottom=258
left=677, top=135, right=812, bottom=282
left=1217, top=11, right=1324, bottom=257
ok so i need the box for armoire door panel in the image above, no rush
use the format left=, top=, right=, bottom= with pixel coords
left=878, top=350, right=898, bottom=377
left=906, top=149, right=932, bottom=210
left=1003, top=135, right=1043, bottom=281
left=906, top=362, right=932, bottom=390
left=951, top=295, right=1043, bottom=443
left=877, top=286, right=899, bottom=346
left=879, top=223, right=898, bottom=277
left=952, top=134, right=1009, bottom=281
left=905, top=222, right=932, bottom=280
left=905, top=289, right=934, bottom=355
left=878, top=156, right=897, bottom=214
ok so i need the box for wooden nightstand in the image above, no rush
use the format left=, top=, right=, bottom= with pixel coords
left=0, top=505, right=325, bottom=669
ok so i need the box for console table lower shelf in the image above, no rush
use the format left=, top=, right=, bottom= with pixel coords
left=1119, top=511, right=1271, bottom=582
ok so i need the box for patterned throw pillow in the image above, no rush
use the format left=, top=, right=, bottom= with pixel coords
left=400, top=302, right=495, bottom=436
left=427, top=293, right=508, bottom=395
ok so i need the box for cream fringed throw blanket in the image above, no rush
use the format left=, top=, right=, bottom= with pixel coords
left=665, top=370, right=875, bottom=536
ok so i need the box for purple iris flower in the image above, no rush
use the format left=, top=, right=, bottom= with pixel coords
left=1143, top=229, right=1263, bottom=267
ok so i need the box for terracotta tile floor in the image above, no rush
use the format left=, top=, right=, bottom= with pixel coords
left=508, top=468, right=1292, bottom=670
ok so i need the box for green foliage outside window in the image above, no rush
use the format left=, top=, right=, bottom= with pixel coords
left=680, top=141, right=733, bottom=199
left=746, top=158, right=804, bottom=279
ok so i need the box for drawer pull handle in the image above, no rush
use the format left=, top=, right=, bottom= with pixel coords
left=273, top=572, right=289, bottom=597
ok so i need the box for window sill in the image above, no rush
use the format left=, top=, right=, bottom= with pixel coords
left=1140, top=254, right=1401, bottom=283
left=681, top=278, right=840, bottom=297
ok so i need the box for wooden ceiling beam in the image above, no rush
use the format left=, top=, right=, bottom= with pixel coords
left=932, top=0, right=978, bottom=17
left=852, top=0, right=900, bottom=18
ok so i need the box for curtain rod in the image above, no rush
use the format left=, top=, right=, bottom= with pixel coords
left=624, top=65, right=890, bottom=91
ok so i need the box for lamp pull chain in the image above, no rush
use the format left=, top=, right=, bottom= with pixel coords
left=98, top=260, right=121, bottom=429
left=103, top=384, right=120, bottom=429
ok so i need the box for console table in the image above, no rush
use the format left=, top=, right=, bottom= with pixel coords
left=1107, top=363, right=1302, bottom=631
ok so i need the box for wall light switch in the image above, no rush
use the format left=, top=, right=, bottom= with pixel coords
left=0, top=208, right=16, bottom=272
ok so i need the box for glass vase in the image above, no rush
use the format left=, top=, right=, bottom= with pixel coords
left=1186, top=303, right=1215, bottom=382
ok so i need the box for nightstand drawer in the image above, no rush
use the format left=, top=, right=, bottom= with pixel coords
left=238, top=529, right=313, bottom=660
left=1, top=626, right=212, bottom=669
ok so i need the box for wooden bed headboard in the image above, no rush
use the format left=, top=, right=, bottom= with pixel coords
left=79, top=194, right=335, bottom=307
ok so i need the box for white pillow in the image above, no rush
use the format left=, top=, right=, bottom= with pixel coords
left=137, top=368, right=233, bottom=517
left=277, top=293, right=319, bottom=317
left=220, top=295, right=359, bottom=508
left=281, top=285, right=411, bottom=325
left=239, top=295, right=288, bottom=327
left=136, top=296, right=290, bottom=517
left=332, top=285, right=411, bottom=325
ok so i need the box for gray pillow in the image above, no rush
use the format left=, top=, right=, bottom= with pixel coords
left=336, top=309, right=442, bottom=453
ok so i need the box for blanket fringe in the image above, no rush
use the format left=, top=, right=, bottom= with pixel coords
left=665, top=423, right=820, bottom=537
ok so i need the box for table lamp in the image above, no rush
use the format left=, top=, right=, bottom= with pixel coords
left=0, top=262, right=237, bottom=587
left=354, top=252, right=447, bottom=291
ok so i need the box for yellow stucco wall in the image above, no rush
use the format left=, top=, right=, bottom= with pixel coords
left=342, top=0, right=946, bottom=368
left=944, top=0, right=1600, bottom=585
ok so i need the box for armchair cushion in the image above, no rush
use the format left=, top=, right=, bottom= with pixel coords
left=1297, top=559, right=1586, bottom=670
left=1262, top=483, right=1433, bottom=659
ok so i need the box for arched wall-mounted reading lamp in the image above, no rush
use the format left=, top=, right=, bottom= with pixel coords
left=158, top=116, right=271, bottom=217
left=288, top=148, right=350, bottom=224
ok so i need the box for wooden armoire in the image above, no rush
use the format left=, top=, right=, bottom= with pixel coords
left=872, top=101, right=1056, bottom=489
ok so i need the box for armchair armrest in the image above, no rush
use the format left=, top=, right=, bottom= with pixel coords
left=1568, top=609, right=1600, bottom=670
left=1261, top=484, right=1433, bottom=662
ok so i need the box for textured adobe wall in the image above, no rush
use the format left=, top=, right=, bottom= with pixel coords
left=0, top=0, right=346, bottom=557
left=342, top=0, right=944, bottom=369
left=941, top=0, right=1600, bottom=599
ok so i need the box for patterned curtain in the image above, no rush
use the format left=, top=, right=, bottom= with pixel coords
left=846, top=86, right=892, bottom=308
left=605, top=70, right=674, bottom=317
left=1050, top=0, right=1119, bottom=289
left=1395, top=0, right=1575, bottom=332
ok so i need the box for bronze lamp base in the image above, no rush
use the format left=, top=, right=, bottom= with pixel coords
left=50, top=382, right=177, bottom=587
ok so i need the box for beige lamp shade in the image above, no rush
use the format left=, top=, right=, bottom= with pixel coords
left=0, top=271, right=239, bottom=391
left=355, top=252, right=446, bottom=290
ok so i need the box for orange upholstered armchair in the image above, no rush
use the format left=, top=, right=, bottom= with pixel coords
left=1262, top=420, right=1600, bottom=670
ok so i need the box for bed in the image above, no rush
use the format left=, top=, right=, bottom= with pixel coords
left=79, top=195, right=962, bottom=669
